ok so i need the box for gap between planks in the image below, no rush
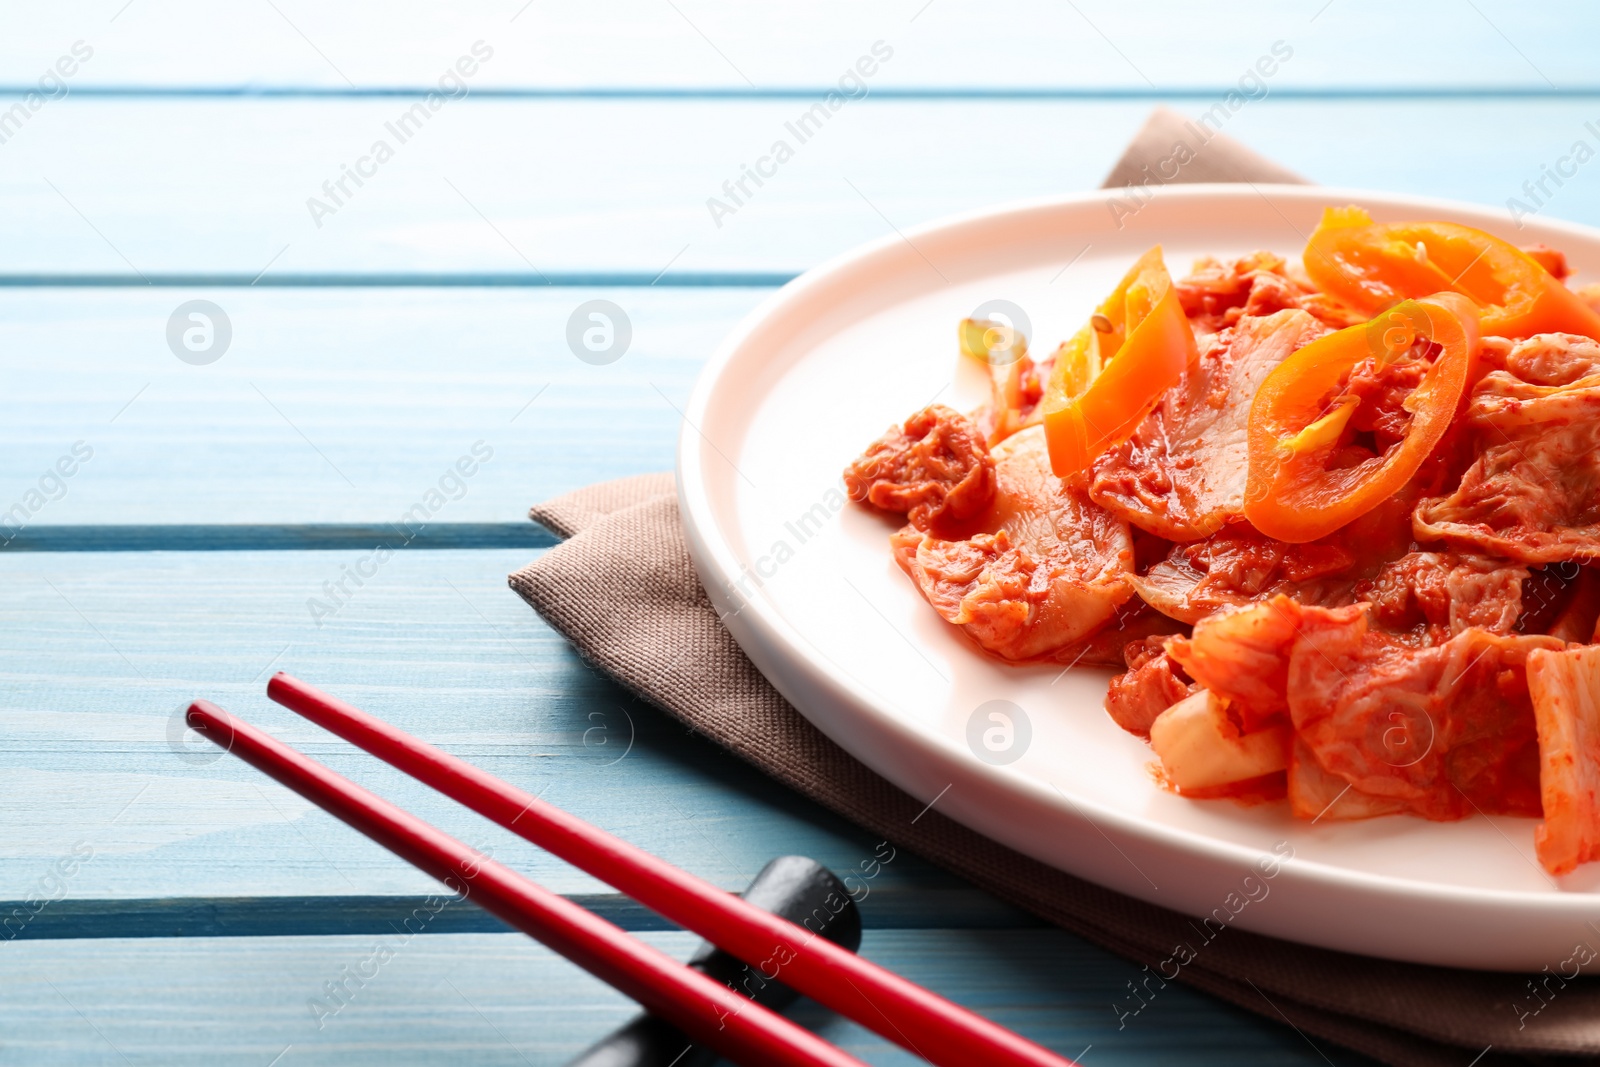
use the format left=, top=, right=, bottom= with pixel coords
left=0, top=890, right=1045, bottom=940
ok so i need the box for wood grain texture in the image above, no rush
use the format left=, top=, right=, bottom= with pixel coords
left=0, top=0, right=1586, bottom=92
left=0, top=930, right=1382, bottom=1065
left=0, top=98, right=1595, bottom=276
left=0, top=548, right=982, bottom=904
left=0, top=288, right=758, bottom=525
left=0, top=525, right=557, bottom=552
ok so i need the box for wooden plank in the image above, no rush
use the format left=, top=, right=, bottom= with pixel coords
left=0, top=0, right=1585, bottom=93
left=1, top=97, right=1597, bottom=276
left=0, top=288, right=758, bottom=526
left=0, top=525, right=557, bottom=552
left=0, top=547, right=987, bottom=908
left=0, top=930, right=1381, bottom=1066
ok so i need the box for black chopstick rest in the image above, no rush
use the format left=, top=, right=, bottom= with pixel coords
left=566, top=855, right=864, bottom=1067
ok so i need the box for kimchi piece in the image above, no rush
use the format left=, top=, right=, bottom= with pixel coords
left=1175, top=250, right=1364, bottom=340
left=1160, top=598, right=1559, bottom=817
left=1164, top=596, right=1315, bottom=732
left=1528, top=645, right=1600, bottom=874
left=847, top=412, right=1136, bottom=661
left=1415, top=333, right=1600, bottom=562
left=1287, top=610, right=1558, bottom=821
left=1148, top=688, right=1290, bottom=795
left=845, top=404, right=995, bottom=530
left=1357, top=551, right=1529, bottom=641
left=1129, top=524, right=1361, bottom=625
left=1105, top=635, right=1193, bottom=738
left=1090, top=309, right=1331, bottom=541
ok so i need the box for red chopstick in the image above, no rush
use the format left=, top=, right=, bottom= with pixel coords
left=267, top=672, right=1080, bottom=1067
left=184, top=700, right=867, bottom=1067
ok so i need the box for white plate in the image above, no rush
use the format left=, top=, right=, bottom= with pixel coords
left=677, top=184, right=1600, bottom=971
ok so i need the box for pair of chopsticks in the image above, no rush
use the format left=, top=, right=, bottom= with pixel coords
left=187, top=674, right=1080, bottom=1067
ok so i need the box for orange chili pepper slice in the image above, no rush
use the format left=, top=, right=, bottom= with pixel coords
left=1304, top=206, right=1600, bottom=340
left=1041, top=246, right=1199, bottom=478
left=1243, top=292, right=1480, bottom=543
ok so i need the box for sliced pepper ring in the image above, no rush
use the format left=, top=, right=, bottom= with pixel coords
left=1040, top=246, right=1200, bottom=478
left=1304, top=206, right=1600, bottom=340
left=1244, top=292, right=1480, bottom=543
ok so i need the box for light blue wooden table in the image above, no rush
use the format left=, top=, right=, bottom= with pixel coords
left=3, top=2, right=1594, bottom=1062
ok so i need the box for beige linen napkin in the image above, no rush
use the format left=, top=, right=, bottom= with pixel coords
left=510, top=110, right=1598, bottom=1067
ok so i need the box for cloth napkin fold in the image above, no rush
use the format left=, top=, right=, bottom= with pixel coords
left=510, top=110, right=1600, bottom=1067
